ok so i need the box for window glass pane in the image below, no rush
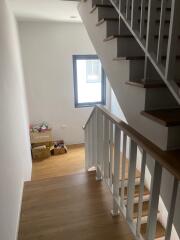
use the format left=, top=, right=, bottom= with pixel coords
left=76, top=59, right=102, bottom=104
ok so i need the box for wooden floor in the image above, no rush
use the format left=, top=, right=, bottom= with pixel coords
left=32, top=145, right=85, bottom=181
left=18, top=171, right=134, bottom=240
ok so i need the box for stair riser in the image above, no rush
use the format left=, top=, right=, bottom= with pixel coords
left=152, top=38, right=180, bottom=56
left=116, top=37, right=180, bottom=59
left=167, top=126, right=180, bottom=150
left=106, top=21, right=119, bottom=37
left=129, top=60, right=145, bottom=80
left=92, top=0, right=112, bottom=6
left=123, top=195, right=150, bottom=205
left=116, top=38, right=144, bottom=58
left=145, top=88, right=179, bottom=111
left=129, top=59, right=180, bottom=81
left=129, top=59, right=162, bottom=82
left=106, top=20, right=131, bottom=37
left=175, top=63, right=180, bottom=79
left=132, top=10, right=171, bottom=24
left=133, top=213, right=161, bottom=225
left=107, top=21, right=171, bottom=38
left=142, top=21, right=170, bottom=36
left=119, top=178, right=141, bottom=187
left=97, top=7, right=118, bottom=20
left=132, top=0, right=172, bottom=8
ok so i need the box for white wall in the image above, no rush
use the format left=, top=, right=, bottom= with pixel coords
left=0, top=1, right=32, bottom=239
left=18, top=21, right=100, bottom=144
left=110, top=89, right=126, bottom=121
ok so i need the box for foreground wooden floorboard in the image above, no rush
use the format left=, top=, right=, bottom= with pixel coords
left=18, top=172, right=134, bottom=240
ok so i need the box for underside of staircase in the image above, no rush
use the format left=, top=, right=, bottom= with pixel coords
left=18, top=171, right=165, bottom=240
left=78, top=0, right=180, bottom=151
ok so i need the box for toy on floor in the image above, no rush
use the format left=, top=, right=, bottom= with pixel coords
left=53, top=140, right=68, bottom=155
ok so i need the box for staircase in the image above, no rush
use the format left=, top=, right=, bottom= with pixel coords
left=78, top=0, right=180, bottom=151
left=118, top=159, right=165, bottom=239
left=78, top=1, right=180, bottom=239
left=83, top=105, right=180, bottom=240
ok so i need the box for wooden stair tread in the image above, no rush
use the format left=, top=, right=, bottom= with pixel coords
left=140, top=221, right=165, bottom=239
left=97, top=18, right=170, bottom=27
left=113, top=56, right=145, bottom=61
left=92, top=3, right=113, bottom=8
left=104, top=34, right=133, bottom=41
left=126, top=80, right=180, bottom=88
left=92, top=4, right=171, bottom=12
left=141, top=108, right=180, bottom=126
left=120, top=185, right=150, bottom=199
left=105, top=34, right=180, bottom=42
left=125, top=81, right=166, bottom=88
left=90, top=4, right=113, bottom=13
left=114, top=56, right=180, bottom=61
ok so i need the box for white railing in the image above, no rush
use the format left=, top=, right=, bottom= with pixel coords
left=108, top=0, right=180, bottom=104
left=84, top=105, right=180, bottom=240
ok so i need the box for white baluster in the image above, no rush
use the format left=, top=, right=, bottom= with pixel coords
left=119, top=0, right=126, bottom=14
left=126, top=139, right=137, bottom=221
left=165, top=0, right=180, bottom=81
left=140, top=0, right=146, bottom=39
left=146, top=161, right=162, bottom=240
left=136, top=150, right=147, bottom=237
left=111, top=125, right=121, bottom=216
left=146, top=0, right=157, bottom=53
left=109, top=122, right=114, bottom=189
left=120, top=133, right=127, bottom=208
left=103, top=117, right=110, bottom=182
left=84, top=126, right=89, bottom=171
left=126, top=0, right=131, bottom=20
left=96, top=110, right=103, bottom=180
left=165, top=177, right=179, bottom=240
left=131, top=0, right=139, bottom=30
left=92, top=109, right=98, bottom=168
left=88, top=116, right=93, bottom=169
left=157, top=0, right=167, bottom=63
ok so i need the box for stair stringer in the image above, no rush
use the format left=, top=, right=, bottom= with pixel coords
left=78, top=0, right=169, bottom=150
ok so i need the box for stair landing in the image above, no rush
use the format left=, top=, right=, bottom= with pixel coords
left=18, top=171, right=134, bottom=240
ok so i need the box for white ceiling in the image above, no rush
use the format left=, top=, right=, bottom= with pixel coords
left=9, top=0, right=82, bottom=22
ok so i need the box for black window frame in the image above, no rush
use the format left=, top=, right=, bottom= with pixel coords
left=72, top=54, right=106, bottom=108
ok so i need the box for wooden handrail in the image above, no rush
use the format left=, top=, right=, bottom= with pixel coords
left=84, top=105, right=180, bottom=180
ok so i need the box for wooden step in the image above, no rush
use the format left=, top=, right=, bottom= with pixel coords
left=105, top=34, right=180, bottom=42
left=114, top=56, right=180, bottom=61
left=104, top=34, right=133, bottom=41
left=96, top=17, right=171, bottom=26
left=113, top=56, right=145, bottom=61
left=120, top=184, right=150, bottom=199
left=136, top=6, right=171, bottom=12
left=90, top=4, right=113, bottom=13
left=140, top=221, right=165, bottom=239
left=141, top=108, right=180, bottom=126
left=96, top=17, right=118, bottom=26
left=92, top=3, right=171, bottom=12
left=133, top=201, right=149, bottom=219
left=125, top=81, right=166, bottom=89
left=126, top=80, right=180, bottom=89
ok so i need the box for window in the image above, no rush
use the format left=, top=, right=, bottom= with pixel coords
left=73, top=55, right=106, bottom=108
